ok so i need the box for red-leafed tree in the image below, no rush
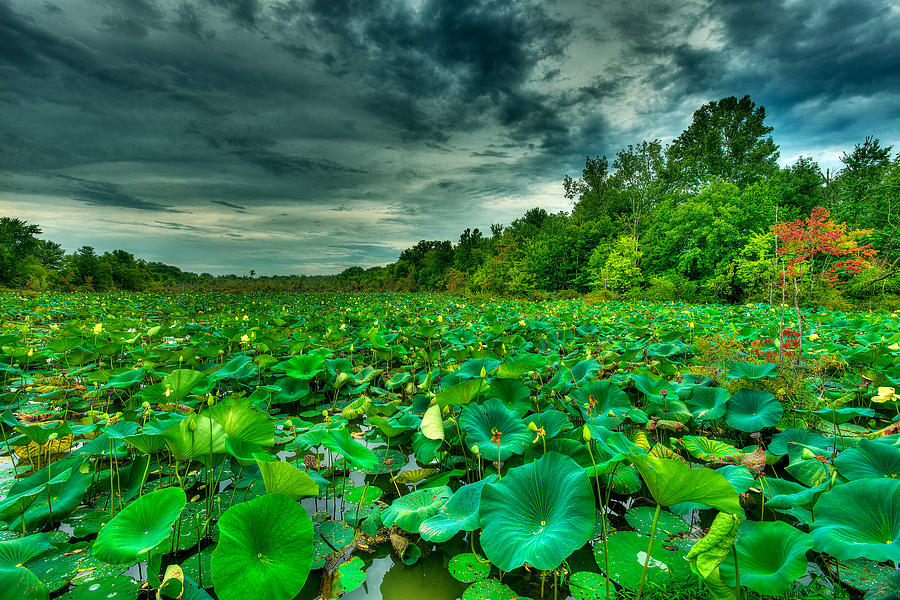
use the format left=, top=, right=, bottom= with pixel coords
left=772, top=206, right=877, bottom=289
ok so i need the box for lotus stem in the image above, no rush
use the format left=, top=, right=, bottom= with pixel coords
left=636, top=503, right=662, bottom=600
left=732, top=542, right=740, bottom=592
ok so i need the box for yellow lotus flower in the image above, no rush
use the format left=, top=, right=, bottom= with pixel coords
left=873, top=387, right=899, bottom=403
left=808, top=333, right=819, bottom=341
left=890, top=343, right=900, bottom=351
left=240, top=334, right=250, bottom=343
left=93, top=323, right=103, bottom=335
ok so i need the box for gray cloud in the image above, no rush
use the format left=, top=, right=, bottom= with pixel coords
left=0, top=0, right=897, bottom=274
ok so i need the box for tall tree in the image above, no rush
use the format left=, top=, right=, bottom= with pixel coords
left=0, top=217, right=42, bottom=284
left=665, top=95, right=779, bottom=190
left=613, top=139, right=666, bottom=240
left=565, top=155, right=626, bottom=222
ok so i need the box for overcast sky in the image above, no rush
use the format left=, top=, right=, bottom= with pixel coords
left=1, top=0, right=898, bottom=275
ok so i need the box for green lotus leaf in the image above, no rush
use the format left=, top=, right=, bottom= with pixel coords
left=719, top=521, right=814, bottom=596
left=497, top=353, right=547, bottom=379
left=211, top=493, right=313, bottom=600
left=383, top=486, right=452, bottom=533
left=811, top=478, right=900, bottom=562
left=486, top=378, right=532, bottom=416
left=93, top=486, right=186, bottom=564
left=570, top=380, right=633, bottom=428
left=0, top=533, right=54, bottom=600
left=207, top=398, right=274, bottom=446
left=312, top=520, right=355, bottom=569
left=594, top=530, right=691, bottom=591
left=568, top=571, right=615, bottom=600
left=340, top=396, right=372, bottom=420
left=683, top=386, right=729, bottom=421
left=834, top=439, right=900, bottom=480
left=436, top=379, right=490, bottom=408
left=162, top=369, right=208, bottom=402
left=279, top=354, right=326, bottom=380
left=810, top=406, right=875, bottom=425
left=458, top=358, right=500, bottom=380
left=631, top=455, right=743, bottom=514
left=479, top=452, right=594, bottom=572
left=724, top=389, right=783, bottom=432
left=631, top=373, right=679, bottom=400
left=600, top=464, right=642, bottom=495
left=275, top=376, right=309, bottom=403
left=257, top=460, right=318, bottom=499
left=322, top=427, right=378, bottom=471
left=210, top=356, right=258, bottom=382
left=162, top=415, right=227, bottom=462
left=448, top=552, right=490, bottom=583
left=624, top=506, right=688, bottom=538
left=462, top=578, right=517, bottom=600
left=715, top=465, right=755, bottom=494
left=333, top=556, right=366, bottom=596
left=525, top=409, right=572, bottom=439
left=726, top=362, right=777, bottom=379
left=680, top=436, right=741, bottom=461
left=768, top=428, right=829, bottom=456
left=344, top=485, right=383, bottom=505
left=419, top=475, right=497, bottom=542
left=460, top=397, right=530, bottom=462
left=101, top=369, right=145, bottom=389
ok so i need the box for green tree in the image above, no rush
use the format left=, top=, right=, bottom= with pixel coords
left=0, top=217, right=42, bottom=284
left=665, top=95, right=780, bottom=190
left=565, top=155, right=627, bottom=223
left=589, top=235, right=643, bottom=294
left=613, top=140, right=666, bottom=240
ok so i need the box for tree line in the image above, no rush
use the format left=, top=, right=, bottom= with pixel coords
left=2, top=95, right=898, bottom=306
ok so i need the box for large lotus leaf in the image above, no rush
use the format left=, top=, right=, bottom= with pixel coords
left=460, top=397, right=530, bottom=462
left=447, top=552, right=490, bottom=583
left=759, top=477, right=827, bottom=513
left=162, top=369, right=208, bottom=402
left=462, top=579, right=517, bottom=600
left=769, top=428, right=829, bottom=456
left=631, top=455, right=743, bottom=514
left=420, top=404, right=445, bottom=441
left=726, top=362, right=777, bottom=380
left=458, top=358, right=500, bottom=380
left=0, top=533, right=53, bottom=600
left=724, top=389, right=782, bottom=432
left=601, top=464, right=642, bottom=495
left=321, top=427, right=378, bottom=471
left=549, top=358, right=600, bottom=392
left=811, top=479, right=900, bottom=562
left=479, top=452, right=594, bottom=572
left=275, top=377, right=309, bottom=403
left=810, top=406, right=875, bottom=425
left=525, top=409, right=572, bottom=439
left=631, top=373, right=679, bottom=400
left=101, top=369, right=146, bottom=389
left=436, top=379, right=490, bottom=408
left=382, top=486, right=452, bottom=534
left=571, top=380, right=633, bottom=428
left=210, top=356, right=258, bottom=382
left=5, top=459, right=93, bottom=530
left=279, top=355, right=326, bottom=380
left=207, top=399, right=274, bottom=446
left=211, top=493, right=313, bottom=600
left=568, top=571, right=615, bottom=600
left=312, top=520, right=356, bottom=569
left=594, top=530, right=691, bottom=591
left=834, top=439, right=900, bottom=480
left=719, top=521, right=813, bottom=596
left=162, top=415, right=227, bottom=462
left=684, top=387, right=729, bottom=421
left=257, top=460, right=318, bottom=499
left=93, top=486, right=186, bottom=564
left=785, top=451, right=833, bottom=487
left=419, top=475, right=497, bottom=542
left=680, top=436, right=741, bottom=461
left=497, top=353, right=547, bottom=379
left=715, top=465, right=755, bottom=494
left=486, top=379, right=532, bottom=416
left=624, top=506, right=689, bottom=538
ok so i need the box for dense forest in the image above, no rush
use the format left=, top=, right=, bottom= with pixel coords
left=3, top=95, right=898, bottom=307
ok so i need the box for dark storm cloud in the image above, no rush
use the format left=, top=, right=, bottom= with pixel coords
left=1, top=0, right=898, bottom=275
left=211, top=200, right=247, bottom=212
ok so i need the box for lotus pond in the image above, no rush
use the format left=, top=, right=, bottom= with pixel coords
left=0, top=292, right=898, bottom=600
